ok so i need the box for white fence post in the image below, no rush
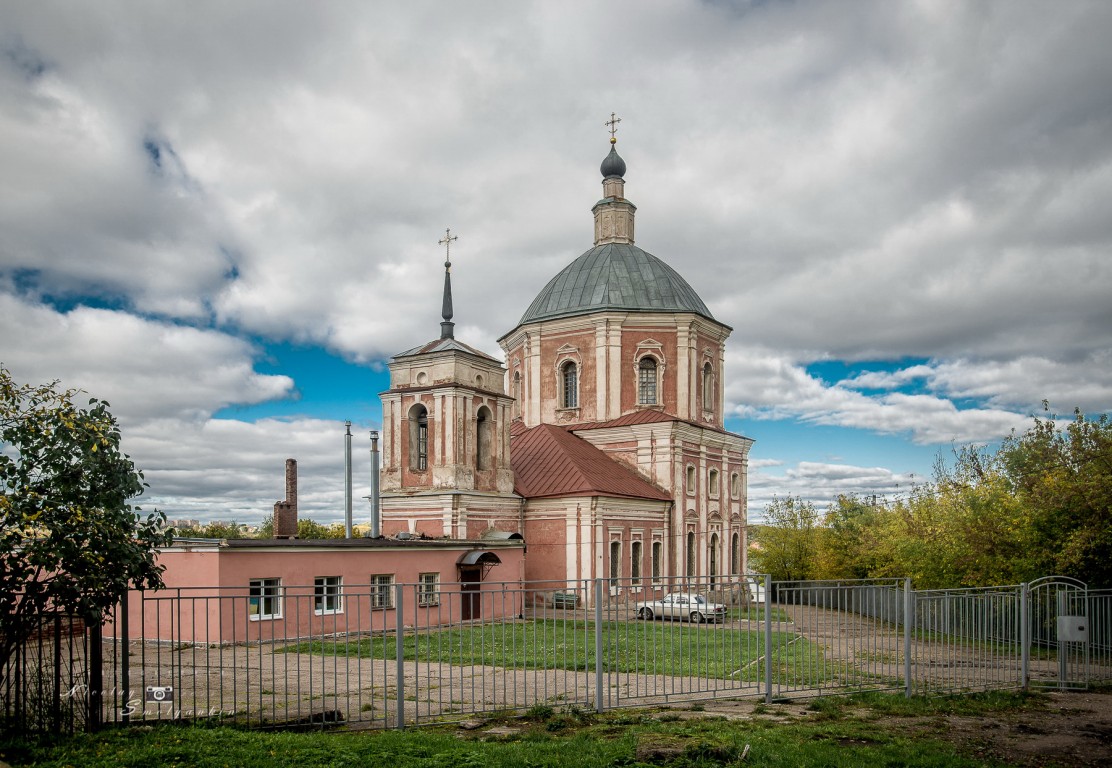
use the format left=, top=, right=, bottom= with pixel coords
left=1020, top=582, right=1030, bottom=690
left=764, top=574, right=773, bottom=704
left=903, top=577, right=913, bottom=698
left=594, top=579, right=604, bottom=713
left=395, top=583, right=405, bottom=729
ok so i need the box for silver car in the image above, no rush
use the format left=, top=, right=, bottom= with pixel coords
left=634, top=592, right=728, bottom=623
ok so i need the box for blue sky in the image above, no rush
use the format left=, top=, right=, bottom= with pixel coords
left=2, top=1, right=1110, bottom=524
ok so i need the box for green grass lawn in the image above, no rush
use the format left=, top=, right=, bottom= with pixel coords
left=279, top=618, right=819, bottom=683
left=0, top=691, right=1049, bottom=768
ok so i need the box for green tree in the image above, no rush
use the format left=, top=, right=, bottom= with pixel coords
left=749, top=495, right=819, bottom=582
left=254, top=515, right=345, bottom=539
left=0, top=368, right=170, bottom=689
left=174, top=520, right=248, bottom=539
left=1000, top=409, right=1112, bottom=586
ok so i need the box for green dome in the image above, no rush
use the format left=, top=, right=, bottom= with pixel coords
left=517, top=243, right=714, bottom=325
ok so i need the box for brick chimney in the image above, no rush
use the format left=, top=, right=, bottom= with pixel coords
left=273, top=458, right=298, bottom=538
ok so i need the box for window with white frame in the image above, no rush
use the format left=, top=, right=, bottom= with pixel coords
left=685, top=465, right=696, bottom=495
left=686, top=531, right=696, bottom=578
left=630, top=540, right=643, bottom=586
left=313, top=576, right=342, bottom=615
left=637, top=357, right=658, bottom=405
left=561, top=361, right=578, bottom=409
left=731, top=532, right=741, bottom=575
left=249, top=578, right=281, bottom=620
left=730, top=472, right=740, bottom=499
left=609, top=540, right=621, bottom=580
left=418, top=572, right=439, bottom=606
left=708, top=468, right=719, bottom=496
left=371, top=574, right=394, bottom=609
left=651, top=541, right=663, bottom=583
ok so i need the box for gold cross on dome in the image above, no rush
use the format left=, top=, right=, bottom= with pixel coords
left=438, top=227, right=458, bottom=266
left=605, top=112, right=622, bottom=141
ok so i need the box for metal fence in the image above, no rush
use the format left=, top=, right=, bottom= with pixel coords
left=4, top=575, right=1111, bottom=734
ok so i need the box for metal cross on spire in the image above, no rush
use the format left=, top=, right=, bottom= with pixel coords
left=438, top=227, right=458, bottom=268
left=438, top=228, right=458, bottom=339
left=605, top=112, right=622, bottom=143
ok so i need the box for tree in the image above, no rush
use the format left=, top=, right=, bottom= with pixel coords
left=0, top=368, right=170, bottom=691
left=254, top=515, right=345, bottom=539
left=749, top=495, right=819, bottom=582
left=174, top=520, right=248, bottom=539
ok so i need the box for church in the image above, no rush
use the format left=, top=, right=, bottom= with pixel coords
left=377, top=125, right=755, bottom=597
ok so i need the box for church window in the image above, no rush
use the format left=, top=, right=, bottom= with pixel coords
left=512, top=371, right=521, bottom=417
left=708, top=469, right=719, bottom=496
left=476, top=406, right=492, bottom=471
left=638, top=357, right=658, bottom=404
left=630, top=540, right=642, bottom=585
left=609, top=540, right=621, bottom=580
left=702, top=362, right=714, bottom=410
left=730, top=532, right=740, bottom=576
left=409, top=404, right=429, bottom=471
left=651, top=541, right=662, bottom=583
left=561, top=361, right=578, bottom=408
left=730, top=472, right=740, bottom=499
left=686, top=531, right=696, bottom=578
left=685, top=465, right=696, bottom=494
left=709, top=533, right=719, bottom=587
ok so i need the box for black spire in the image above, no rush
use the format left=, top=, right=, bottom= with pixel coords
left=438, top=228, right=457, bottom=340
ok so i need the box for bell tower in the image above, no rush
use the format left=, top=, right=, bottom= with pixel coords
left=378, top=230, right=521, bottom=538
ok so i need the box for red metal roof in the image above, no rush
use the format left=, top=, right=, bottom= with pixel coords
left=510, top=423, right=672, bottom=501
left=570, top=410, right=735, bottom=436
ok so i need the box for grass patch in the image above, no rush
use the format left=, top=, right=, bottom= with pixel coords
left=0, top=693, right=1036, bottom=767
left=279, top=618, right=824, bottom=683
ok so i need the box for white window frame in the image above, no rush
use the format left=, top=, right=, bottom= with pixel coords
left=249, top=578, right=282, bottom=621
left=651, top=540, right=663, bottom=584
left=313, top=576, right=343, bottom=615
left=371, top=574, right=395, bottom=609
left=630, top=540, right=643, bottom=587
left=417, top=572, right=439, bottom=607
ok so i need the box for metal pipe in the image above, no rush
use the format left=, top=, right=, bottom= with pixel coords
left=370, top=430, right=381, bottom=538
left=344, top=421, right=353, bottom=538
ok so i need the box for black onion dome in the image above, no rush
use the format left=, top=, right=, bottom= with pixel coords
left=600, top=145, right=626, bottom=179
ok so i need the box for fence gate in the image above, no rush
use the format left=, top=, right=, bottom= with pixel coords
left=1028, top=576, right=1089, bottom=689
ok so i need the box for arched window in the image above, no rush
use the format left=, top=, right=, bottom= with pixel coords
left=512, top=371, right=521, bottom=417
left=475, top=406, right=492, bottom=471
left=730, top=472, right=740, bottom=498
left=652, top=541, right=662, bottom=583
left=709, top=533, right=719, bottom=586
left=631, top=540, right=642, bottom=586
left=708, top=469, right=719, bottom=496
left=686, top=531, right=696, bottom=578
left=408, top=404, right=429, bottom=471
left=702, top=362, right=714, bottom=410
left=638, top=357, right=658, bottom=405
left=609, top=540, right=621, bottom=580
left=730, top=532, right=740, bottom=575
left=561, top=361, right=578, bottom=409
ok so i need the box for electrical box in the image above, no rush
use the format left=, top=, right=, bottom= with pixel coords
left=1057, top=615, right=1088, bottom=643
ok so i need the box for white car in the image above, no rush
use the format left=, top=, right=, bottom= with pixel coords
left=634, top=592, right=728, bottom=623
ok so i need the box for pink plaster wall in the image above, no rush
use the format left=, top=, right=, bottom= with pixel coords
left=113, top=544, right=525, bottom=643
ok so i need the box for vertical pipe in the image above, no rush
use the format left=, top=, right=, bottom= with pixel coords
left=370, top=431, right=381, bottom=538
left=345, top=422, right=353, bottom=538
left=904, top=577, right=913, bottom=698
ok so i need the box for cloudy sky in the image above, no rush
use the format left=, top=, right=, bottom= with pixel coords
left=2, top=1, right=1110, bottom=525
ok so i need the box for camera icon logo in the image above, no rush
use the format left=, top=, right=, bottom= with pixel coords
left=145, top=685, right=174, bottom=703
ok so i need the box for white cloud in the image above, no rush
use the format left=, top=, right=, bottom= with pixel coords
left=2, top=0, right=1111, bottom=521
